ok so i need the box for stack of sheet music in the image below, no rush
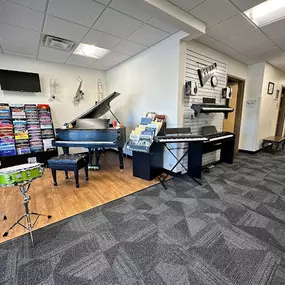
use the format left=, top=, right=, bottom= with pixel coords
left=38, top=104, right=55, bottom=151
left=25, top=104, right=43, bottom=153
left=127, top=113, right=165, bottom=153
left=11, top=104, right=31, bottom=155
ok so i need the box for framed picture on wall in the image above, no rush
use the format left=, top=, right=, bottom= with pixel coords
left=268, top=82, right=275, bottom=94
left=274, top=90, right=280, bottom=101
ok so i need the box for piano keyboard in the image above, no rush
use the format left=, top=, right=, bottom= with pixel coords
left=155, top=136, right=207, bottom=143
left=201, top=108, right=233, bottom=111
left=208, top=134, right=234, bottom=142
left=54, top=141, right=116, bottom=145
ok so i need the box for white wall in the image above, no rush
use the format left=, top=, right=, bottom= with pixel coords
left=0, top=54, right=106, bottom=129
left=257, top=63, right=285, bottom=148
left=240, top=62, right=285, bottom=151
left=239, top=62, right=265, bottom=151
left=106, top=31, right=188, bottom=170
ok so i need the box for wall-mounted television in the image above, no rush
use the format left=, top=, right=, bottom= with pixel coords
left=0, top=69, right=41, bottom=92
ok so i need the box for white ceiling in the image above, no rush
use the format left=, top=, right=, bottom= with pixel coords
left=169, top=0, right=285, bottom=71
left=0, top=0, right=179, bottom=70
left=0, top=0, right=285, bottom=72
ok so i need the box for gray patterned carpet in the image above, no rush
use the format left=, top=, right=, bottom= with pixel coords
left=2, top=151, right=285, bottom=284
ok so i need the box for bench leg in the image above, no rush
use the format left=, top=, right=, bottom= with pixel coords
left=84, top=164, right=89, bottom=181
left=74, top=170, right=79, bottom=188
left=65, top=170, right=69, bottom=179
left=52, top=169, right=57, bottom=186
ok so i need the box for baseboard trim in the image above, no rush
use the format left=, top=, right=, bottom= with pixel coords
left=238, top=149, right=262, bottom=154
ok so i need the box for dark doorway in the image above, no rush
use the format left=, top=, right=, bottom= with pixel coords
left=223, top=75, right=245, bottom=153
left=275, top=87, right=285, bottom=136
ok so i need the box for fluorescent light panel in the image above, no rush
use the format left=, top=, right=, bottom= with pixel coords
left=245, top=0, right=285, bottom=27
left=73, top=43, right=110, bottom=59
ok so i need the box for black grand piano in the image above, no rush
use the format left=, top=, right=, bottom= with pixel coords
left=53, top=92, right=126, bottom=171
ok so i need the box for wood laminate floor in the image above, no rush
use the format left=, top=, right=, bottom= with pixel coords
left=0, top=152, right=162, bottom=244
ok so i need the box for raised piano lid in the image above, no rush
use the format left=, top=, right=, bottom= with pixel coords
left=69, top=91, right=120, bottom=125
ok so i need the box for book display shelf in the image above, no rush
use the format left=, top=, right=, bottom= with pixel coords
left=0, top=104, right=58, bottom=168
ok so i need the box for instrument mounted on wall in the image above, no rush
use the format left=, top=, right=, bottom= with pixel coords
left=191, top=97, right=234, bottom=118
left=74, top=76, right=85, bottom=104
left=197, top=63, right=217, bottom=87
left=185, top=81, right=198, bottom=96
left=222, top=87, right=232, bottom=99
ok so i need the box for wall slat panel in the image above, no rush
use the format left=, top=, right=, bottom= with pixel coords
left=180, top=48, right=228, bottom=173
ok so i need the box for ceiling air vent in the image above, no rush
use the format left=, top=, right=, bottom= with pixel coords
left=42, top=34, right=76, bottom=51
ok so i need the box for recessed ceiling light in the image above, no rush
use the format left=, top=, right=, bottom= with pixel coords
left=73, top=43, right=110, bottom=59
left=244, top=0, right=285, bottom=27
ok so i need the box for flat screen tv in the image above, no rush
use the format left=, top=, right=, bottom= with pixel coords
left=0, top=69, right=41, bottom=92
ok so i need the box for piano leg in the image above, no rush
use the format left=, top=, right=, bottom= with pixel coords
left=52, top=169, right=57, bottom=186
left=74, top=170, right=79, bottom=188
left=63, top=147, right=69, bottom=155
left=87, top=149, right=99, bottom=171
left=95, top=149, right=101, bottom=169
left=220, top=140, right=234, bottom=164
left=118, top=147, right=124, bottom=172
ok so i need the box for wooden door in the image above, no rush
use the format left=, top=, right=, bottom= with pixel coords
left=223, top=83, right=238, bottom=133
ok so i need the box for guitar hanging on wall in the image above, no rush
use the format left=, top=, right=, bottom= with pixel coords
left=197, top=63, right=218, bottom=87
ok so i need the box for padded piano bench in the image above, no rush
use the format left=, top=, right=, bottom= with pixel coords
left=48, top=153, right=89, bottom=188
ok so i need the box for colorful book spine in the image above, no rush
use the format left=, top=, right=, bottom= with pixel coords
left=0, top=104, right=16, bottom=157
left=38, top=104, right=56, bottom=151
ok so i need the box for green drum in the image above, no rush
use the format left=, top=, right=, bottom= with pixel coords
left=0, top=163, right=44, bottom=187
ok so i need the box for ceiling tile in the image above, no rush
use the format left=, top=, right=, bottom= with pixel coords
left=249, top=47, right=284, bottom=62
left=90, top=51, right=130, bottom=70
left=66, top=54, right=97, bottom=67
left=110, top=0, right=152, bottom=22
left=230, top=0, right=266, bottom=11
left=113, top=40, right=146, bottom=55
left=83, top=29, right=122, bottom=49
left=190, top=0, right=239, bottom=27
left=261, top=18, right=285, bottom=39
left=196, top=35, right=254, bottom=64
left=0, top=0, right=44, bottom=32
left=225, top=28, right=268, bottom=50
left=268, top=55, right=285, bottom=72
left=43, top=15, right=89, bottom=42
left=0, top=38, right=38, bottom=55
left=38, top=46, right=71, bottom=63
left=93, top=8, right=142, bottom=38
left=0, top=22, right=40, bottom=45
left=207, top=14, right=255, bottom=41
left=127, top=24, right=170, bottom=46
left=3, top=50, right=36, bottom=59
left=272, top=33, right=285, bottom=49
left=237, top=39, right=276, bottom=56
left=8, top=0, right=47, bottom=12
left=48, top=0, right=105, bottom=27
left=169, top=0, right=206, bottom=12
left=147, top=17, right=179, bottom=34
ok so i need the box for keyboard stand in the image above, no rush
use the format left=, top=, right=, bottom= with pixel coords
left=158, top=143, right=202, bottom=189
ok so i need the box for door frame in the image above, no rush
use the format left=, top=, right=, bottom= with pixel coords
left=227, top=75, right=246, bottom=153
left=275, top=86, right=285, bottom=136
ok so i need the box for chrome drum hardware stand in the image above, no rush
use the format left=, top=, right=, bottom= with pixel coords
left=3, top=182, right=52, bottom=245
